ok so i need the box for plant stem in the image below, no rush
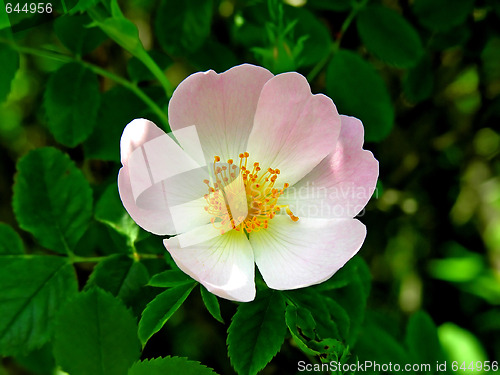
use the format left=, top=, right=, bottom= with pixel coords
left=1, top=40, right=170, bottom=129
left=335, top=0, right=369, bottom=48
left=70, top=253, right=163, bottom=264
left=87, top=7, right=174, bottom=99
left=306, top=0, right=369, bottom=83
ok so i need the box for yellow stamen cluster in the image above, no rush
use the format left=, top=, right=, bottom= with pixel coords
left=203, top=152, right=299, bottom=235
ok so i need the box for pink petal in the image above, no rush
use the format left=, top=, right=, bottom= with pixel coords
left=164, top=228, right=255, bottom=302
left=120, top=118, right=165, bottom=166
left=168, top=64, right=274, bottom=163
left=118, top=166, right=174, bottom=235
left=246, top=72, right=341, bottom=186
left=118, top=119, right=212, bottom=235
left=249, top=216, right=366, bottom=290
left=281, top=115, right=379, bottom=218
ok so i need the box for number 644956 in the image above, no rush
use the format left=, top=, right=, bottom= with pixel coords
left=5, top=3, right=53, bottom=14
left=451, top=361, right=498, bottom=372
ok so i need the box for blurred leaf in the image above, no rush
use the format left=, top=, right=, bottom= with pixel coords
left=13, top=148, right=93, bottom=254
left=428, top=25, right=471, bottom=50
left=69, top=0, right=100, bottom=14
left=0, top=223, right=24, bottom=255
left=95, top=183, right=140, bottom=245
left=438, top=323, right=488, bottom=371
left=481, top=37, right=500, bottom=83
left=148, top=269, right=194, bottom=287
left=99, top=17, right=143, bottom=54
left=155, top=0, right=213, bottom=56
left=326, top=50, right=394, bottom=142
left=138, top=282, right=196, bottom=345
left=0, top=44, right=19, bottom=103
left=128, top=356, right=219, bottom=375
left=44, top=63, right=100, bottom=147
left=412, top=0, right=474, bottom=31
left=200, top=285, right=224, bottom=324
left=14, top=343, right=56, bottom=375
left=54, top=288, right=140, bottom=375
left=84, top=86, right=163, bottom=161
left=428, top=254, right=484, bottom=283
left=357, top=5, right=423, bottom=68
left=403, top=54, right=434, bottom=103
left=93, top=0, right=145, bottom=56
left=227, top=290, right=286, bottom=375
left=188, top=38, right=239, bottom=73
left=85, top=254, right=149, bottom=303
left=284, top=5, right=331, bottom=68
left=356, top=315, right=410, bottom=367
left=0, top=256, right=78, bottom=356
left=54, top=14, right=108, bottom=56
left=327, top=256, right=371, bottom=345
left=406, top=311, right=447, bottom=366
left=127, top=50, right=172, bottom=83
left=306, top=0, right=351, bottom=11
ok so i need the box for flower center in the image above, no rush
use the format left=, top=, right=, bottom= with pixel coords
left=203, top=152, right=298, bottom=235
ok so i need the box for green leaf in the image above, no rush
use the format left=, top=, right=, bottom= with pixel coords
left=406, top=311, right=447, bottom=365
left=306, top=0, right=351, bottom=11
left=85, top=254, right=149, bottom=303
left=54, top=14, right=107, bottom=56
left=324, top=298, right=350, bottom=340
left=98, top=17, right=144, bottom=56
left=44, top=63, right=100, bottom=147
left=53, top=288, right=140, bottom=375
left=155, top=0, right=213, bottom=56
left=403, top=54, right=434, bottom=103
left=13, top=147, right=93, bottom=254
left=128, top=356, right=219, bottom=375
left=227, top=290, right=287, bottom=375
left=0, top=223, right=24, bottom=255
left=69, top=0, right=100, bottom=14
left=285, top=289, right=339, bottom=340
left=188, top=38, right=239, bottom=73
left=327, top=256, right=371, bottom=345
left=84, top=86, right=162, bottom=161
left=95, top=183, right=140, bottom=244
left=438, top=323, right=488, bottom=366
left=138, top=282, right=196, bottom=346
left=14, top=343, right=56, bottom=375
left=357, top=5, right=423, bottom=68
left=326, top=50, right=394, bottom=142
left=429, top=25, right=471, bottom=50
left=356, top=315, right=410, bottom=366
left=284, top=5, right=332, bottom=68
left=0, top=44, right=19, bottom=103
left=148, top=270, right=195, bottom=287
left=285, top=305, right=320, bottom=356
left=412, top=0, right=474, bottom=32
left=200, top=285, right=224, bottom=324
left=0, top=256, right=78, bottom=355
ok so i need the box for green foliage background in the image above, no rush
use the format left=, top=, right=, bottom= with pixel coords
left=0, top=0, right=499, bottom=374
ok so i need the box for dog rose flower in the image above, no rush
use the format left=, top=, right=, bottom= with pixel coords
left=118, top=64, right=378, bottom=302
